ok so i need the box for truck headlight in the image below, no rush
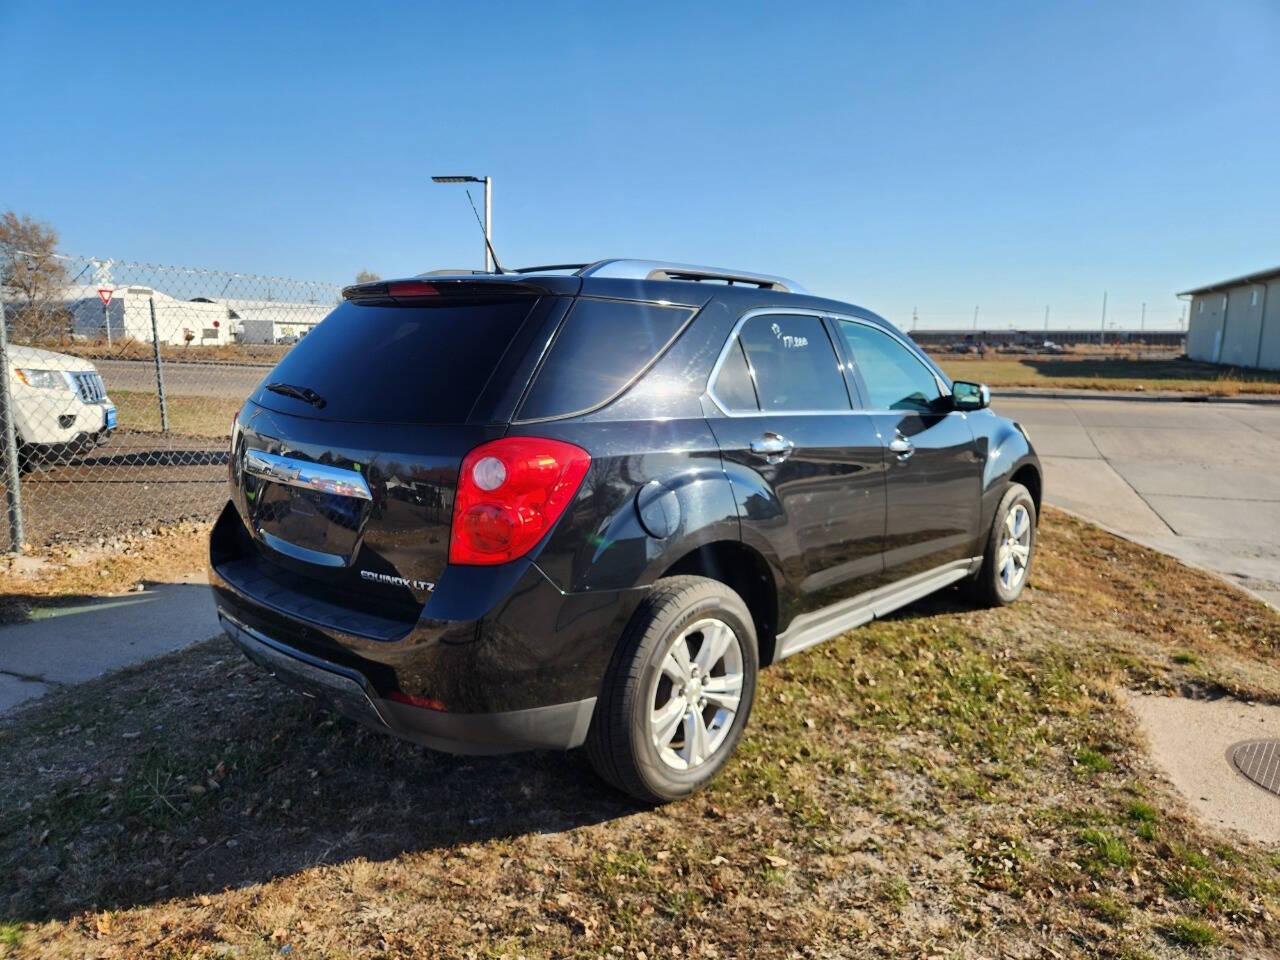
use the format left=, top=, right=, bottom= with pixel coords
left=14, top=368, right=72, bottom=390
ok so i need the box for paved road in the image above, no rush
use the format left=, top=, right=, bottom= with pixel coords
left=993, top=396, right=1280, bottom=607
left=97, top=359, right=267, bottom=399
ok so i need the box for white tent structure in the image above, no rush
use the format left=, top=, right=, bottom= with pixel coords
left=66, top=285, right=232, bottom=346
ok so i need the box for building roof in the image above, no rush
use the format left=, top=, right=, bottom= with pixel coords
left=1178, top=265, right=1280, bottom=297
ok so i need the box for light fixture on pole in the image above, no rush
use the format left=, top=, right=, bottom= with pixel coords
left=431, top=175, right=493, bottom=273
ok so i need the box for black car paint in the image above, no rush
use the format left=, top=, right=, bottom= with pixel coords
left=210, top=274, right=1040, bottom=752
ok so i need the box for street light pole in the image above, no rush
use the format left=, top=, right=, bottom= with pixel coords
left=431, top=174, right=494, bottom=273
left=484, top=177, right=493, bottom=274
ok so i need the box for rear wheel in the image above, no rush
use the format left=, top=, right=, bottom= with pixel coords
left=970, top=482, right=1036, bottom=606
left=586, top=576, right=757, bottom=803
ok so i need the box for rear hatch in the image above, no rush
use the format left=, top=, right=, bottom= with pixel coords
left=219, top=277, right=576, bottom=633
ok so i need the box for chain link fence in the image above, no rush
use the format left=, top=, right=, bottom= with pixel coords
left=0, top=254, right=341, bottom=551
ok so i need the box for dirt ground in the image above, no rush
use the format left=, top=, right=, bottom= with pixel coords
left=1, top=509, right=1278, bottom=958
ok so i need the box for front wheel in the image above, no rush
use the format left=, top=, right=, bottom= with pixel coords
left=970, top=482, right=1037, bottom=606
left=586, top=576, right=758, bottom=803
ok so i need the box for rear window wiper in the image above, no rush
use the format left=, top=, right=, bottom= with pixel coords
left=265, top=382, right=326, bottom=409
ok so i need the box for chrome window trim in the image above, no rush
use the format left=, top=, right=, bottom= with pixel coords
left=243, top=449, right=373, bottom=501
left=705, top=307, right=955, bottom=419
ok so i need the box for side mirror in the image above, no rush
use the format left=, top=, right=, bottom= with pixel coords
left=951, top=380, right=990, bottom=411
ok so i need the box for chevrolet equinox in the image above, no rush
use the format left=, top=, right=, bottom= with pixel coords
left=210, top=259, right=1041, bottom=802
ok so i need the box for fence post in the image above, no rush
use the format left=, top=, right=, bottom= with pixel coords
left=0, top=293, right=26, bottom=550
left=149, top=296, right=169, bottom=433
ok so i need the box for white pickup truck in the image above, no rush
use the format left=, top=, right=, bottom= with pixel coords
left=6, top=345, right=116, bottom=471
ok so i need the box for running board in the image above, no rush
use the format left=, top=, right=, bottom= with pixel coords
left=774, top=557, right=982, bottom=661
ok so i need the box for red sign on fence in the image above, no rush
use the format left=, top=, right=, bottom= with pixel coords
left=97, top=288, right=113, bottom=306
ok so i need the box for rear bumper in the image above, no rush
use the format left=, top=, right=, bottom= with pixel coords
left=220, top=610, right=597, bottom=754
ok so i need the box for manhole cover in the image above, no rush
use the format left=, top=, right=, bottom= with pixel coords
left=1230, top=739, right=1280, bottom=797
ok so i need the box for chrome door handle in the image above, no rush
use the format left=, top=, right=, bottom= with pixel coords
left=749, top=432, right=794, bottom=463
left=888, top=435, right=915, bottom=460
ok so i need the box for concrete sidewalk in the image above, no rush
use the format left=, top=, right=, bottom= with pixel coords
left=994, top=396, right=1280, bottom=607
left=0, top=578, right=220, bottom=714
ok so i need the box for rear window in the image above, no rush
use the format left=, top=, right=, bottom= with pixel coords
left=253, top=299, right=535, bottom=423
left=518, top=298, right=694, bottom=420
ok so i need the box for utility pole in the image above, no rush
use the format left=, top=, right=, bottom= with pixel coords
left=1099, top=291, right=1108, bottom=345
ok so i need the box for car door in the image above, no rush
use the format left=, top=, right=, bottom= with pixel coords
left=707, top=311, right=887, bottom=628
left=834, top=318, right=984, bottom=582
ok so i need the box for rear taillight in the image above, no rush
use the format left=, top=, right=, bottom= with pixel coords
left=387, top=281, right=439, bottom=299
left=449, top=437, right=591, bottom=566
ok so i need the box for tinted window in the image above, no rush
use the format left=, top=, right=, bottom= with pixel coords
left=838, top=321, right=942, bottom=412
left=254, top=299, right=534, bottom=423
left=519, top=298, right=693, bottom=420
left=713, top=339, right=759, bottom=411
left=737, top=314, right=849, bottom=412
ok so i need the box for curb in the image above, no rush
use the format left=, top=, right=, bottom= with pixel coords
left=1045, top=503, right=1274, bottom=609
left=994, top=388, right=1280, bottom=406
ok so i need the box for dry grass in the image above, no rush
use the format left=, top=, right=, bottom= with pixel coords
left=50, top=340, right=285, bottom=367
left=929, top=354, right=1280, bottom=396
left=112, top=390, right=242, bottom=438
left=0, top=520, right=211, bottom=624
left=1, top=509, right=1278, bottom=958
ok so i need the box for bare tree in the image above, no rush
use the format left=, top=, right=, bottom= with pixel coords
left=0, top=211, right=68, bottom=342
left=354, top=269, right=381, bottom=284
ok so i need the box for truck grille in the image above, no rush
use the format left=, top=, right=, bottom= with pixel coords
left=71, top=371, right=106, bottom=404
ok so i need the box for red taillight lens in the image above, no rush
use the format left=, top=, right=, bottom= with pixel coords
left=449, top=437, right=591, bottom=566
left=387, top=281, right=439, bottom=299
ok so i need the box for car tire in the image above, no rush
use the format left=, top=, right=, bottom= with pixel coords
left=970, top=482, right=1037, bottom=607
left=585, top=575, right=758, bottom=804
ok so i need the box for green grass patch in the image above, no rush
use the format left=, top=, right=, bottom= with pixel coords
left=0, top=922, right=23, bottom=949
left=1082, top=894, right=1129, bottom=925
left=1172, top=651, right=1199, bottom=666
left=1080, top=828, right=1134, bottom=870
left=1162, top=916, right=1220, bottom=948
left=1074, top=746, right=1114, bottom=774
left=1126, top=801, right=1157, bottom=824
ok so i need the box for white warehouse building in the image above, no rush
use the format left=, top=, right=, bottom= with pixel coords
left=208, top=298, right=334, bottom=344
left=1180, top=266, right=1280, bottom=371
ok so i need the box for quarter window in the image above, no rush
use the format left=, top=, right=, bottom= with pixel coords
left=712, top=339, right=759, bottom=411
left=734, top=314, right=850, bottom=412
left=837, top=321, right=942, bottom=412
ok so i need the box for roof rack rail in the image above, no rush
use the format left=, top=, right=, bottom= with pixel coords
left=576, top=259, right=806, bottom=294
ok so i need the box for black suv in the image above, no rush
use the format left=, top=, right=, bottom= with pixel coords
left=210, top=259, right=1041, bottom=802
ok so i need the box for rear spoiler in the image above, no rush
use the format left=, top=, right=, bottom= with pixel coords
left=342, top=276, right=580, bottom=305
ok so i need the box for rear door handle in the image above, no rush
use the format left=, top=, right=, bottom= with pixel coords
left=749, top=432, right=794, bottom=464
left=888, top=435, right=915, bottom=460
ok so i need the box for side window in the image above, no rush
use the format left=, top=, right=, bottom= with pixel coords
left=837, top=321, right=942, bottom=412
left=736, top=314, right=850, bottom=412
left=712, top=339, right=759, bottom=411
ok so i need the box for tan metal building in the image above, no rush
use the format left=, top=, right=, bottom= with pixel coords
left=1180, top=266, right=1280, bottom=370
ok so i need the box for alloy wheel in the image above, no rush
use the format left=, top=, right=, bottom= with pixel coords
left=997, top=503, right=1032, bottom=591
left=648, top=618, right=745, bottom=771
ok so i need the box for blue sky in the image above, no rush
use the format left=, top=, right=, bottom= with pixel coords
left=2, top=0, right=1277, bottom=329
